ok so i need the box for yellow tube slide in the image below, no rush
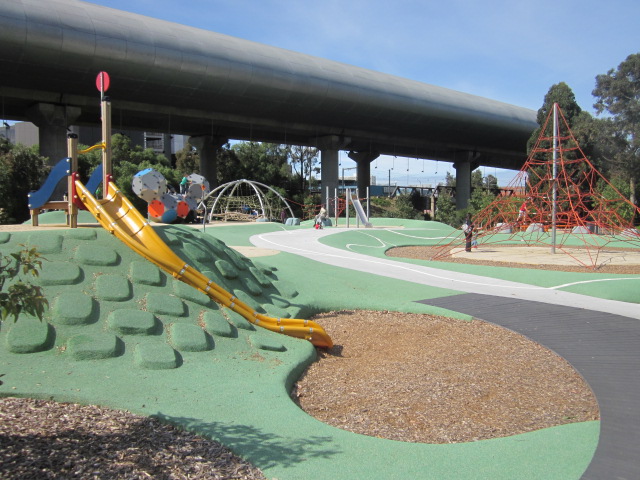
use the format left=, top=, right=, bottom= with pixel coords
left=75, top=180, right=333, bottom=348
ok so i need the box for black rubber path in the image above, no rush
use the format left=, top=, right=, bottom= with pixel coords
left=418, top=294, right=640, bottom=480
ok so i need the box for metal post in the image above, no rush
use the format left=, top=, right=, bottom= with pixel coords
left=325, top=185, right=330, bottom=214
left=67, top=133, right=78, bottom=228
left=355, top=188, right=360, bottom=229
left=551, top=103, right=558, bottom=254
left=346, top=188, right=350, bottom=229
left=334, top=187, right=338, bottom=227
left=101, top=97, right=112, bottom=198
left=366, top=186, right=370, bottom=219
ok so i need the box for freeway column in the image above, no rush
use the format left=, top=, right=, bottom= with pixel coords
left=453, top=151, right=480, bottom=210
left=317, top=135, right=350, bottom=202
left=189, top=135, right=228, bottom=189
left=348, top=150, right=380, bottom=198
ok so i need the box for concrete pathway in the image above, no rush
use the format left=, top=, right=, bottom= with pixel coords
left=250, top=228, right=640, bottom=320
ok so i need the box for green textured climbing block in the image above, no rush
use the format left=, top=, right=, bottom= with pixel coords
left=225, top=308, right=256, bottom=331
left=145, top=293, right=186, bottom=316
left=268, top=294, right=290, bottom=308
left=226, top=248, right=248, bottom=271
left=0, top=232, right=10, bottom=244
left=275, top=280, right=299, bottom=298
left=27, top=234, right=63, bottom=254
left=129, top=260, right=164, bottom=286
left=38, top=262, right=83, bottom=286
left=241, top=276, right=263, bottom=296
left=263, top=305, right=292, bottom=319
left=168, top=323, right=212, bottom=352
left=162, top=232, right=182, bottom=246
left=5, top=318, right=52, bottom=353
left=232, top=289, right=264, bottom=314
left=66, top=229, right=97, bottom=240
left=95, top=274, right=132, bottom=301
left=202, top=310, right=235, bottom=338
left=249, top=334, right=287, bottom=352
left=172, top=280, right=213, bottom=306
left=75, top=244, right=119, bottom=266
left=215, top=259, right=238, bottom=279
left=67, top=333, right=120, bottom=360
left=134, top=343, right=179, bottom=369
left=249, top=266, right=272, bottom=287
left=200, top=237, right=225, bottom=256
left=52, top=293, right=96, bottom=325
left=107, top=309, right=159, bottom=335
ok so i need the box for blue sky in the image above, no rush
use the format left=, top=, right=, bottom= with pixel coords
left=90, top=0, right=639, bottom=187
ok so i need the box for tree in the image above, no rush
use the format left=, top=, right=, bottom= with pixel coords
left=229, top=142, right=291, bottom=187
left=0, top=138, right=48, bottom=224
left=527, top=82, right=585, bottom=155
left=289, top=146, right=319, bottom=193
left=174, top=142, right=201, bottom=177
left=593, top=53, right=640, bottom=220
left=0, top=245, right=48, bottom=321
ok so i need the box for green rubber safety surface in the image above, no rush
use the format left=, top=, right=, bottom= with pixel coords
left=0, top=218, right=604, bottom=479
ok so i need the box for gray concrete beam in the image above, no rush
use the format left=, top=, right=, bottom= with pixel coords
left=188, top=135, right=228, bottom=188
left=348, top=150, right=380, bottom=197
left=26, top=103, right=81, bottom=165
left=454, top=151, right=483, bottom=210
left=316, top=135, right=350, bottom=202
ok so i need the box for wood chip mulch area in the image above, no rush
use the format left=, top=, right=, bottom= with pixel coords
left=293, top=310, right=599, bottom=444
left=0, top=397, right=266, bottom=480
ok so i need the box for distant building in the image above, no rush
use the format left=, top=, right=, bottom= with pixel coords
left=1, top=122, right=187, bottom=161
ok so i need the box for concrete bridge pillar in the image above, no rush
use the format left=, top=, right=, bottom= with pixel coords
left=348, top=150, right=380, bottom=196
left=188, top=135, right=228, bottom=188
left=453, top=151, right=480, bottom=210
left=26, top=103, right=81, bottom=166
left=316, top=135, right=350, bottom=202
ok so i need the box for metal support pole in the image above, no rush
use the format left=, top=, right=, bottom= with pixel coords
left=67, top=134, right=78, bottom=228
left=366, top=186, right=370, bottom=219
left=551, top=103, right=558, bottom=254
left=334, top=188, right=338, bottom=227
left=101, top=97, right=112, bottom=198
left=355, top=188, right=360, bottom=229
left=346, top=189, right=350, bottom=229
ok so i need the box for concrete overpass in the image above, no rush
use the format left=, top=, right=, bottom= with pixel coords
left=0, top=0, right=537, bottom=208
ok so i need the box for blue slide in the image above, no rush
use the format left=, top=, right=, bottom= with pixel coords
left=85, top=163, right=103, bottom=194
left=28, top=159, right=104, bottom=210
left=27, top=157, right=70, bottom=209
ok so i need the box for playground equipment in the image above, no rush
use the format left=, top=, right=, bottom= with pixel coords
left=132, top=169, right=208, bottom=223
left=26, top=72, right=333, bottom=348
left=432, top=103, right=640, bottom=269
left=348, top=189, right=372, bottom=228
left=28, top=144, right=105, bottom=226
left=206, top=179, right=295, bottom=223
left=74, top=179, right=332, bottom=347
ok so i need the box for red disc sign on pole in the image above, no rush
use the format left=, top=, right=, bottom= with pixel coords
left=96, top=71, right=110, bottom=94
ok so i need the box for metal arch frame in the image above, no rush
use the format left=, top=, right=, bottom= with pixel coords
left=206, top=179, right=295, bottom=223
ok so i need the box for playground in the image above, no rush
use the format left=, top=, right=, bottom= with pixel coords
left=1, top=78, right=640, bottom=478
left=3, top=215, right=640, bottom=478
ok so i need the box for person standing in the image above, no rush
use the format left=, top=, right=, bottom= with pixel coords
left=180, top=176, right=189, bottom=195
left=463, top=215, right=474, bottom=252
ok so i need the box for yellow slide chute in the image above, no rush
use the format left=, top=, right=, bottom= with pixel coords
left=75, top=180, right=333, bottom=348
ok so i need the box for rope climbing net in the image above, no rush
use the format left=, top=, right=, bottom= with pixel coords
left=432, top=104, right=640, bottom=269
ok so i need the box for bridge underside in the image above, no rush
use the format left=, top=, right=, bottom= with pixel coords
left=0, top=0, right=537, bottom=208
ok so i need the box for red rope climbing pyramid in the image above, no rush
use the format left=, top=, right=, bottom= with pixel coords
left=432, top=104, right=640, bottom=269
